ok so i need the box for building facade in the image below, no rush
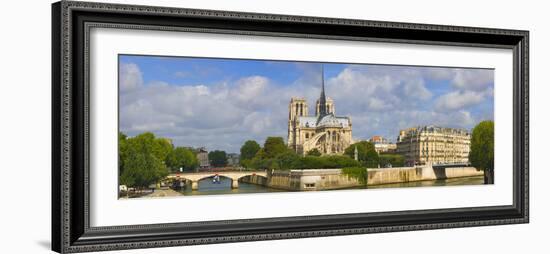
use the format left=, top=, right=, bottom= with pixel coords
left=396, top=126, right=470, bottom=165
left=287, top=67, right=353, bottom=156
left=226, top=153, right=240, bottom=167
left=368, top=136, right=397, bottom=154
left=196, top=147, right=210, bottom=168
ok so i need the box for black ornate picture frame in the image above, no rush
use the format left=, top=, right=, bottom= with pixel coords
left=51, top=1, right=529, bottom=253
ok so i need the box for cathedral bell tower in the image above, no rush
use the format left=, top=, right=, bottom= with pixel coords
left=316, top=98, right=334, bottom=116
left=288, top=98, right=308, bottom=151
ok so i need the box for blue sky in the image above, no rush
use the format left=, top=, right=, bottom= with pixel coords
left=119, top=54, right=494, bottom=153
left=121, top=55, right=347, bottom=88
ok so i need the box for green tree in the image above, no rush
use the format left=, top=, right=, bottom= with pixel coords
left=379, top=154, right=405, bottom=167
left=119, top=132, right=169, bottom=189
left=240, top=140, right=261, bottom=168
left=323, top=155, right=362, bottom=168
left=279, top=155, right=360, bottom=170
left=364, top=149, right=380, bottom=168
left=118, top=132, right=128, bottom=176
left=248, top=154, right=274, bottom=170
left=469, top=121, right=494, bottom=184
left=294, top=156, right=325, bottom=169
left=275, top=150, right=301, bottom=169
left=344, top=141, right=379, bottom=167
left=306, top=148, right=322, bottom=157
left=152, top=137, right=173, bottom=162
left=263, top=137, right=289, bottom=158
left=243, top=137, right=366, bottom=170
left=166, top=147, right=198, bottom=172
left=208, top=150, right=228, bottom=167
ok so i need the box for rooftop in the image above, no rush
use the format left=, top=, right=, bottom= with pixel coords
left=298, top=113, right=350, bottom=128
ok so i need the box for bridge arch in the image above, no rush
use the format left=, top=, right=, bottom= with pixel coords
left=195, top=174, right=236, bottom=182
left=167, top=171, right=267, bottom=190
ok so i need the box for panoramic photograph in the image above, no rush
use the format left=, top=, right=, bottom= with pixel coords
left=118, top=55, right=495, bottom=198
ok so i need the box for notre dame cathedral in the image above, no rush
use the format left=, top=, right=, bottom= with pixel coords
left=287, top=67, right=353, bottom=156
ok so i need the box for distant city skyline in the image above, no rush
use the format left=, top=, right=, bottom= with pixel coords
left=119, top=55, right=494, bottom=153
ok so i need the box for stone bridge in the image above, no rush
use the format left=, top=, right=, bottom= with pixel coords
left=166, top=171, right=267, bottom=190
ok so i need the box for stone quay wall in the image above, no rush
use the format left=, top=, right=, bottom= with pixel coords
left=241, top=166, right=484, bottom=191
left=239, top=174, right=269, bottom=186
left=268, top=169, right=361, bottom=191
left=367, top=166, right=483, bottom=186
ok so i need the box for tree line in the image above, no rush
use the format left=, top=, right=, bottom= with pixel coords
left=118, top=132, right=198, bottom=189
left=118, top=120, right=493, bottom=189
left=239, top=137, right=405, bottom=170
left=238, top=137, right=406, bottom=185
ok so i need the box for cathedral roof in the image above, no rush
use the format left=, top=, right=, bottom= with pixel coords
left=298, top=114, right=350, bottom=128
left=317, top=114, right=350, bottom=127
left=297, top=116, right=318, bottom=128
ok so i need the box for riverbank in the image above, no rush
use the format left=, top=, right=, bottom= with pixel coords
left=119, top=166, right=485, bottom=198
left=367, top=166, right=483, bottom=186
left=119, top=188, right=183, bottom=199
left=366, top=175, right=484, bottom=189
left=144, top=188, right=182, bottom=197
left=241, top=165, right=484, bottom=191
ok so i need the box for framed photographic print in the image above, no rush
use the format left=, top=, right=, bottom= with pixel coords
left=51, top=1, right=529, bottom=253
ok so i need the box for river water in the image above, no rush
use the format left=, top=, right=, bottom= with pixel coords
left=178, top=177, right=285, bottom=196
left=178, top=175, right=485, bottom=196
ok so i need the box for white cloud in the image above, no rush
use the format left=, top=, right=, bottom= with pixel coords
left=432, top=68, right=494, bottom=112
left=326, top=65, right=432, bottom=114
left=119, top=63, right=143, bottom=92
left=231, top=76, right=270, bottom=107
left=403, top=79, right=432, bottom=100
left=119, top=62, right=494, bottom=152
left=422, top=67, right=493, bottom=91
left=435, top=90, right=485, bottom=111
left=322, top=65, right=491, bottom=142
left=368, top=97, right=391, bottom=111
left=243, top=112, right=274, bottom=134
left=424, top=68, right=454, bottom=80
left=451, top=69, right=493, bottom=91
left=119, top=65, right=290, bottom=152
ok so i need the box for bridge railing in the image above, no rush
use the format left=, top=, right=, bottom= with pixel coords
left=196, top=167, right=246, bottom=172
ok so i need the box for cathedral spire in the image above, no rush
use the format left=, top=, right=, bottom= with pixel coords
left=319, top=64, right=328, bottom=116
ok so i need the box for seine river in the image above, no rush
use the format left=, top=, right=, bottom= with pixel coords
left=178, top=175, right=485, bottom=196
left=178, top=177, right=285, bottom=196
